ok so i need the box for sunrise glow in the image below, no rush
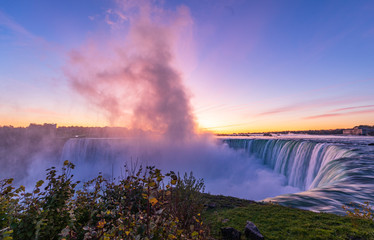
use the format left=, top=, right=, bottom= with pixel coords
left=1, top=0, right=373, bottom=133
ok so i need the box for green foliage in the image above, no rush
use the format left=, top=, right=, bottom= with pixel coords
left=5, top=161, right=374, bottom=240
left=170, top=172, right=205, bottom=230
left=1, top=161, right=209, bottom=240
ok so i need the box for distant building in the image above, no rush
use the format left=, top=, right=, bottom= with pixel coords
left=357, top=125, right=374, bottom=135
left=343, top=127, right=362, bottom=135
left=343, top=125, right=374, bottom=135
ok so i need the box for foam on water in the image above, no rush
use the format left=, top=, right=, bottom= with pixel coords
left=60, top=135, right=374, bottom=214
left=224, top=135, right=374, bottom=214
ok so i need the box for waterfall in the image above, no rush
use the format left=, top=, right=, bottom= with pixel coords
left=60, top=136, right=374, bottom=214
left=60, top=138, right=134, bottom=180
left=62, top=138, right=356, bottom=191
left=224, top=139, right=356, bottom=190
left=61, top=138, right=128, bottom=164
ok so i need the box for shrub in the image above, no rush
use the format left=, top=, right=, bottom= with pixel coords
left=343, top=202, right=374, bottom=220
left=1, top=161, right=210, bottom=240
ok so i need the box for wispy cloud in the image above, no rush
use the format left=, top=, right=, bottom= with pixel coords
left=330, top=104, right=374, bottom=113
left=256, top=105, right=302, bottom=117
left=201, top=122, right=254, bottom=130
left=304, top=108, right=374, bottom=120
left=0, top=11, right=31, bottom=36
left=255, top=96, right=369, bottom=117
left=194, top=79, right=374, bottom=119
left=0, top=9, right=59, bottom=54
left=0, top=10, right=43, bottom=45
left=304, top=113, right=341, bottom=120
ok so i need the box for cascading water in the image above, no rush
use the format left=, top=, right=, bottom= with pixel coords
left=60, top=135, right=374, bottom=214
left=224, top=136, right=374, bottom=214
left=224, top=139, right=356, bottom=190
left=61, top=138, right=128, bottom=164
left=60, top=138, right=135, bottom=181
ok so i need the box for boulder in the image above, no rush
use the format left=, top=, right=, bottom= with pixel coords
left=244, top=221, right=264, bottom=240
left=221, top=227, right=241, bottom=240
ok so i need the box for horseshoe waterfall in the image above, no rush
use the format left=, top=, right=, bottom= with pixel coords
left=60, top=135, right=374, bottom=214
left=224, top=136, right=374, bottom=214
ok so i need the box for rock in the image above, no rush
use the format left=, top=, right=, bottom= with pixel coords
left=368, top=143, right=374, bottom=146
left=244, top=221, right=264, bottom=240
left=221, top=227, right=241, bottom=240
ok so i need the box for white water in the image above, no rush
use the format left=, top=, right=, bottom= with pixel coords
left=224, top=136, right=374, bottom=213
left=60, top=135, right=374, bottom=213
left=60, top=137, right=300, bottom=200
left=225, top=138, right=356, bottom=190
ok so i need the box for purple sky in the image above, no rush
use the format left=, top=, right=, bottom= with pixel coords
left=0, top=0, right=373, bottom=133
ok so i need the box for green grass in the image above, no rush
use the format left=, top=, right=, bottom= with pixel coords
left=202, top=194, right=374, bottom=240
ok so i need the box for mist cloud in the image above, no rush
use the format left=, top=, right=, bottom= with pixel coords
left=60, top=0, right=300, bottom=201
left=64, top=1, right=195, bottom=140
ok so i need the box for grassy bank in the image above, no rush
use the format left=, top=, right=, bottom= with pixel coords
left=2, top=162, right=374, bottom=239
left=202, top=194, right=374, bottom=240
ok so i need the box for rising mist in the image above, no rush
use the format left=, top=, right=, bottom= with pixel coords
left=0, top=1, right=300, bottom=201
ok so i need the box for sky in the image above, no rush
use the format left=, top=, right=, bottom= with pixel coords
left=0, top=0, right=374, bottom=133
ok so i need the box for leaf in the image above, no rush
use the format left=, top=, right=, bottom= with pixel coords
left=97, top=220, right=106, bottom=228
left=168, top=234, right=177, bottom=239
left=36, top=180, right=44, bottom=188
left=148, top=196, right=158, bottom=206
left=6, top=178, right=13, bottom=185
left=148, top=181, right=156, bottom=187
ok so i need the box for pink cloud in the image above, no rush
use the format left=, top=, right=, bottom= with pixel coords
left=256, top=105, right=302, bottom=117
left=330, top=104, right=374, bottom=113
left=255, top=95, right=373, bottom=118
left=304, top=108, right=374, bottom=120
left=64, top=1, right=196, bottom=140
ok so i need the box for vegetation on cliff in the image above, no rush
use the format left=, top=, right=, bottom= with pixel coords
left=203, top=196, right=374, bottom=239
left=1, top=161, right=374, bottom=239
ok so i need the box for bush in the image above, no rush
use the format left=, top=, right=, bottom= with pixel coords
left=0, top=161, right=210, bottom=240
left=343, top=202, right=374, bottom=220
